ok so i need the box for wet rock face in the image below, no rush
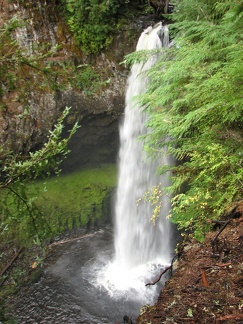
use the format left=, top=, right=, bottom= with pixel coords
left=57, top=89, right=124, bottom=169
left=0, top=0, right=142, bottom=166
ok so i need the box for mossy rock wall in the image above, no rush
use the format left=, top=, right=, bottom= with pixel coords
left=0, top=1, right=154, bottom=168
left=1, top=164, right=117, bottom=245
left=31, top=164, right=117, bottom=241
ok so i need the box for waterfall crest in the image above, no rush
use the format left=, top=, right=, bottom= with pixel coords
left=114, top=22, right=171, bottom=270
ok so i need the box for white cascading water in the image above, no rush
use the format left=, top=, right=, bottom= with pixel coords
left=114, top=22, right=171, bottom=269
left=97, top=22, right=172, bottom=304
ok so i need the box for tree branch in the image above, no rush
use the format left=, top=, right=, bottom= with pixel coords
left=211, top=219, right=232, bottom=254
left=145, top=265, right=172, bottom=286
left=0, top=247, right=23, bottom=278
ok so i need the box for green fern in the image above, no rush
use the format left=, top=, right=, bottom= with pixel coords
left=139, top=0, right=243, bottom=240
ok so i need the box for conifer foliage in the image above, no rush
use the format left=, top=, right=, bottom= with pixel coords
left=142, top=0, right=243, bottom=240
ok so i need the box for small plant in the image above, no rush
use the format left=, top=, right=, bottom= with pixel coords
left=187, top=308, right=193, bottom=318
left=31, top=255, right=44, bottom=269
left=71, top=64, right=101, bottom=95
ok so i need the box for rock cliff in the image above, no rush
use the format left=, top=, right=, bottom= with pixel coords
left=0, top=0, right=151, bottom=169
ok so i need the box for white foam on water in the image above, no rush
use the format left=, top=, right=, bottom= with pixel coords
left=95, top=258, right=170, bottom=304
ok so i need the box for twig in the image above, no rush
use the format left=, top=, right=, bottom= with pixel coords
left=216, top=313, right=243, bottom=322
left=215, top=262, right=231, bottom=267
left=0, top=247, right=23, bottom=277
left=211, top=220, right=229, bottom=225
left=145, top=265, right=172, bottom=286
left=177, top=319, right=195, bottom=322
left=145, top=254, right=178, bottom=286
left=201, top=264, right=231, bottom=271
left=211, top=219, right=232, bottom=254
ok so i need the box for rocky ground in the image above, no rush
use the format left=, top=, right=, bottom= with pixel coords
left=137, top=202, right=243, bottom=324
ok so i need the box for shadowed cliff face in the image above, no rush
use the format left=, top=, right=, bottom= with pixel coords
left=57, top=90, right=122, bottom=169
left=0, top=0, right=151, bottom=167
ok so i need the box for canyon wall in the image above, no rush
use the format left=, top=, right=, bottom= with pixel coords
left=0, top=0, right=153, bottom=169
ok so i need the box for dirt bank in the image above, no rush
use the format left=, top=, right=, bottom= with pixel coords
left=137, top=202, right=243, bottom=323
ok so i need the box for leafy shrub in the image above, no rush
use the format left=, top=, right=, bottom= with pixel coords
left=64, top=0, right=120, bottom=53
left=62, top=0, right=147, bottom=54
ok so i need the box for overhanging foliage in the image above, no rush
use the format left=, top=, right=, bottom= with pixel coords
left=135, top=0, right=243, bottom=240
left=0, top=107, right=79, bottom=245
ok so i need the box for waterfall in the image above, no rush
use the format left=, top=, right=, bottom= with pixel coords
left=97, top=22, right=172, bottom=303
left=114, top=22, right=171, bottom=270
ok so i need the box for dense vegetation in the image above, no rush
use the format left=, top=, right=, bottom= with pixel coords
left=134, top=0, right=243, bottom=240
left=62, top=0, right=149, bottom=53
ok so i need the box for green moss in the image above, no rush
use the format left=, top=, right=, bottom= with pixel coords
left=0, top=164, right=116, bottom=246
left=28, top=163, right=117, bottom=237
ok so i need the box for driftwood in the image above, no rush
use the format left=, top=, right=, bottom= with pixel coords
left=48, top=231, right=98, bottom=247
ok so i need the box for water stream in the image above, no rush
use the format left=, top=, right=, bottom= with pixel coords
left=8, top=23, right=173, bottom=324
